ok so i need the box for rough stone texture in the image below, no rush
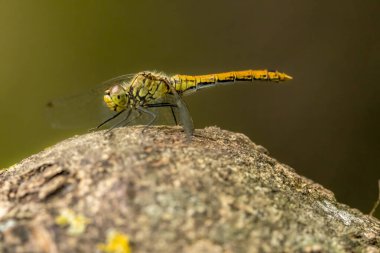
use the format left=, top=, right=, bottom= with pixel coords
left=0, top=126, right=379, bottom=253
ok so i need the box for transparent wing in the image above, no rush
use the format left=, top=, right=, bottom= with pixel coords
left=100, top=106, right=179, bottom=130
left=46, top=91, right=112, bottom=129
left=45, top=74, right=136, bottom=129
left=148, top=92, right=194, bottom=138
left=134, top=94, right=181, bottom=126
left=173, top=95, right=194, bottom=138
left=99, top=73, right=136, bottom=86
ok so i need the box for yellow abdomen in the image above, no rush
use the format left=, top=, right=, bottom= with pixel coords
left=171, top=69, right=292, bottom=95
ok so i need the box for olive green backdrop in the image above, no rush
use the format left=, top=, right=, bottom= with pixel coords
left=0, top=1, right=378, bottom=217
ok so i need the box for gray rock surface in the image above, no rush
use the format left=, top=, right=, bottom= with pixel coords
left=0, top=126, right=379, bottom=253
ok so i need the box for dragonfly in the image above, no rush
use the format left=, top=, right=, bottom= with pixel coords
left=47, top=69, right=292, bottom=138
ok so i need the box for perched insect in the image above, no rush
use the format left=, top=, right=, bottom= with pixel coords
left=47, top=69, right=292, bottom=138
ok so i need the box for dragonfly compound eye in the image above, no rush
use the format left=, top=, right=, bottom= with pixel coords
left=103, top=85, right=129, bottom=112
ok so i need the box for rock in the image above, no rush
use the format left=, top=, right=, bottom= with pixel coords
left=0, top=126, right=379, bottom=253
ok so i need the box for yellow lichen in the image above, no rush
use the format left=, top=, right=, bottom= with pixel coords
left=98, top=230, right=131, bottom=253
left=55, top=209, right=89, bottom=236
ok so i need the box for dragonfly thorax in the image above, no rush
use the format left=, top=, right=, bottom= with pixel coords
left=104, top=84, right=130, bottom=112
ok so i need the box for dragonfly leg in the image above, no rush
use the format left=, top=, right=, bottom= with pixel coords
left=89, top=110, right=125, bottom=132
left=105, top=109, right=135, bottom=133
left=146, top=103, right=178, bottom=125
left=137, top=106, right=157, bottom=133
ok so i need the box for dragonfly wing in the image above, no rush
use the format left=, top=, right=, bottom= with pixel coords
left=46, top=91, right=114, bottom=129
left=46, top=74, right=136, bottom=129
left=176, top=97, right=194, bottom=138
left=100, top=73, right=136, bottom=87
left=165, top=87, right=194, bottom=138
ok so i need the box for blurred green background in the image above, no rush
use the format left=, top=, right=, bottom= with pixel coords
left=0, top=1, right=378, bottom=217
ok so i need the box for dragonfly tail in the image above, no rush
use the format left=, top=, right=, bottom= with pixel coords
left=172, top=69, right=292, bottom=95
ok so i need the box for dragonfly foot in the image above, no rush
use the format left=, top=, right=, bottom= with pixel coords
left=88, top=127, right=98, bottom=132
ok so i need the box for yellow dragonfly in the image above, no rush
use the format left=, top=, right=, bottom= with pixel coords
left=47, top=69, right=292, bottom=138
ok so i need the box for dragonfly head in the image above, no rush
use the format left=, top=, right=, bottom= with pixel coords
left=104, top=84, right=129, bottom=112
